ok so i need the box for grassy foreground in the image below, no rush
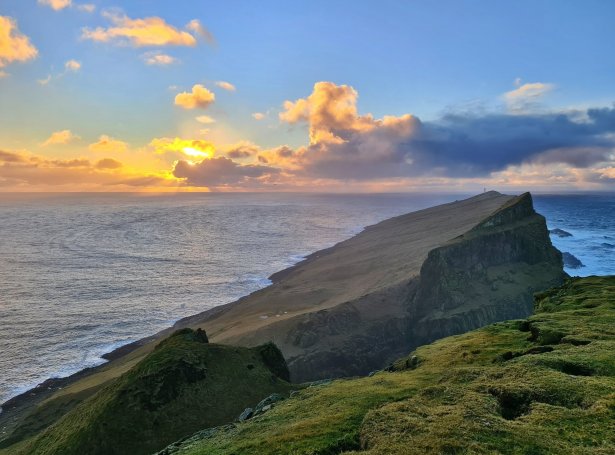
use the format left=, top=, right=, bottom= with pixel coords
left=2, top=330, right=294, bottom=455
left=165, top=276, right=615, bottom=454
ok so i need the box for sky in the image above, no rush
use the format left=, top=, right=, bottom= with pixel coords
left=0, top=0, right=614, bottom=192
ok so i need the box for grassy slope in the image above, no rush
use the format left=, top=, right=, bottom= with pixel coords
left=2, top=330, right=294, bottom=455
left=170, top=276, right=615, bottom=455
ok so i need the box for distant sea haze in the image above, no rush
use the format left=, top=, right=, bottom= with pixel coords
left=0, top=192, right=613, bottom=406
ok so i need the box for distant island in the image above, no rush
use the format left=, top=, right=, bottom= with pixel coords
left=2, top=192, right=613, bottom=455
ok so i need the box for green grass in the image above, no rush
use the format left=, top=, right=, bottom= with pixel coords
left=166, top=276, right=615, bottom=455
left=2, top=329, right=294, bottom=455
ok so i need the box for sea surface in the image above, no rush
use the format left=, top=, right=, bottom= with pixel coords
left=0, top=192, right=613, bottom=406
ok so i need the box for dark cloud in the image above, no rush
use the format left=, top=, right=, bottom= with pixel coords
left=226, top=144, right=259, bottom=159
left=0, top=150, right=28, bottom=163
left=296, top=106, right=615, bottom=180
left=95, top=158, right=123, bottom=169
left=172, top=156, right=278, bottom=187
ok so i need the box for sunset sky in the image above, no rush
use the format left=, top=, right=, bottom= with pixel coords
left=1, top=0, right=614, bottom=192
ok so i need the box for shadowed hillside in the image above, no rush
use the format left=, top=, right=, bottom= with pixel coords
left=1, top=329, right=293, bottom=455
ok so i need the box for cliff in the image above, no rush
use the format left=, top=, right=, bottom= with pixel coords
left=203, top=191, right=564, bottom=381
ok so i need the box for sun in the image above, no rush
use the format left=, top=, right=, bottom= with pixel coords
left=182, top=146, right=213, bottom=159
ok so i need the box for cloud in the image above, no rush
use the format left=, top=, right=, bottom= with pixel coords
left=172, top=156, right=279, bottom=187
left=252, top=112, right=265, bottom=120
left=185, top=19, right=215, bottom=45
left=37, top=74, right=52, bottom=85
left=0, top=16, right=38, bottom=68
left=64, top=59, right=81, bottom=71
left=0, top=70, right=7, bottom=78
left=174, top=84, right=215, bottom=109
left=149, top=137, right=215, bottom=159
left=280, top=81, right=388, bottom=144
left=76, top=4, right=95, bottom=13
left=82, top=12, right=199, bottom=47
left=38, top=0, right=72, bottom=10
left=88, top=135, right=128, bottom=153
left=0, top=150, right=28, bottom=163
left=41, top=129, right=80, bottom=146
left=215, top=81, right=236, bottom=91
left=195, top=115, right=215, bottom=124
left=274, top=82, right=615, bottom=182
left=95, top=158, right=123, bottom=169
left=503, top=80, right=554, bottom=112
left=0, top=149, right=131, bottom=188
left=141, top=51, right=178, bottom=66
left=224, top=142, right=260, bottom=159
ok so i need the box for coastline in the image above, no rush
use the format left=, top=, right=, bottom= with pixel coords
left=1, top=221, right=376, bottom=411
left=0, top=243, right=328, bottom=417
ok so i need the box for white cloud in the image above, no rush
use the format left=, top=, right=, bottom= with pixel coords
left=252, top=112, right=265, bottom=120
left=503, top=79, right=554, bottom=112
left=65, top=59, right=81, bottom=71
left=76, top=3, right=95, bottom=13
left=185, top=19, right=215, bottom=45
left=196, top=115, right=216, bottom=124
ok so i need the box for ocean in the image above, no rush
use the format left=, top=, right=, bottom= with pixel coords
left=0, top=192, right=613, bottom=406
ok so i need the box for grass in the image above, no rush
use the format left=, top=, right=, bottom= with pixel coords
left=2, top=329, right=294, bottom=455
left=165, top=276, right=615, bottom=455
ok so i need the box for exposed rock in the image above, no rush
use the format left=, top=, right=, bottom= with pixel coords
left=562, top=252, right=584, bottom=269
left=238, top=408, right=253, bottom=422
left=549, top=228, right=573, bottom=237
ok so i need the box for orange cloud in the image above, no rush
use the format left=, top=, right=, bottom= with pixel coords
left=0, top=149, right=128, bottom=188
left=252, top=112, right=265, bottom=120
left=0, top=16, right=38, bottom=68
left=88, top=135, right=128, bottom=153
left=280, top=81, right=380, bottom=144
left=141, top=51, right=177, bottom=66
left=215, top=81, right=236, bottom=91
left=174, top=84, right=215, bottom=109
left=150, top=137, right=215, bottom=159
left=82, top=12, right=198, bottom=47
left=38, top=0, right=71, bottom=10
left=42, top=129, right=80, bottom=146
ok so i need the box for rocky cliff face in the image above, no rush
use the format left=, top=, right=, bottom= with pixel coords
left=408, top=192, right=565, bottom=348
left=283, top=192, right=565, bottom=381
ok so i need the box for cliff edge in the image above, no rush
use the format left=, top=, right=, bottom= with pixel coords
left=193, top=191, right=565, bottom=381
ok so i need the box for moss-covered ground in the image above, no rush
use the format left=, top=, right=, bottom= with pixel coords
left=1, top=329, right=294, bottom=455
